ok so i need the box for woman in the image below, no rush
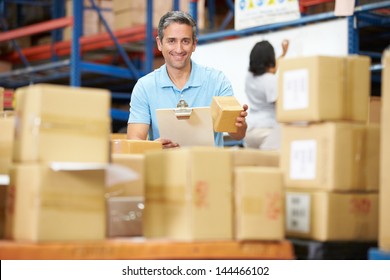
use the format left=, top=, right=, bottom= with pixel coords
left=244, top=39, right=289, bottom=150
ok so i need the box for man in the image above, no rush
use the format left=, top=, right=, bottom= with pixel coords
left=127, top=11, right=247, bottom=148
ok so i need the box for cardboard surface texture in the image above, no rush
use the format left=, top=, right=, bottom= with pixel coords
left=211, top=96, right=242, bottom=133
left=286, top=190, right=378, bottom=241
left=281, top=122, right=379, bottom=191
left=13, top=84, right=111, bottom=163
left=234, top=167, right=284, bottom=240
left=277, top=55, right=370, bottom=123
left=144, top=147, right=233, bottom=240
left=6, top=163, right=106, bottom=242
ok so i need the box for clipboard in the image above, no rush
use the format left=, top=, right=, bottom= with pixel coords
left=156, top=107, right=215, bottom=147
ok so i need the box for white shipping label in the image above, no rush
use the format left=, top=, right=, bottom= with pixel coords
left=289, top=140, right=317, bottom=180
left=283, top=69, right=309, bottom=110
left=286, top=193, right=311, bottom=233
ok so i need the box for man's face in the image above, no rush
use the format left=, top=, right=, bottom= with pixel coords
left=156, top=22, right=197, bottom=71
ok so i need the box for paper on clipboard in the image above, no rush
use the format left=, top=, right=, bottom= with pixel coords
left=156, top=107, right=215, bottom=147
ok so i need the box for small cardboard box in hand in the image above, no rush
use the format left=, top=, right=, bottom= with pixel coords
left=211, top=96, right=242, bottom=133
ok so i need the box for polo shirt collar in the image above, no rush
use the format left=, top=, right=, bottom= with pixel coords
left=159, top=60, right=203, bottom=89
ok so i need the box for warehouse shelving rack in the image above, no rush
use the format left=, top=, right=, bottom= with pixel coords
left=0, top=0, right=389, bottom=124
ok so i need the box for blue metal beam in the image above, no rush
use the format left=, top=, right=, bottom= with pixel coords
left=80, top=62, right=137, bottom=79
left=198, top=1, right=390, bottom=44
left=111, top=108, right=129, bottom=121
left=145, top=0, right=154, bottom=74
left=70, top=0, right=82, bottom=86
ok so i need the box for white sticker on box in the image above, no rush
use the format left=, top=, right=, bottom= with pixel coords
left=286, top=193, right=311, bottom=233
left=283, top=69, right=309, bottom=110
left=289, top=140, right=317, bottom=180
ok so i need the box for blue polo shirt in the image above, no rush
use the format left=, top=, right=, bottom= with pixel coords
left=128, top=60, right=234, bottom=146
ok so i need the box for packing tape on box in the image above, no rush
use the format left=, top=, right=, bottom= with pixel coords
left=40, top=191, right=104, bottom=211
left=31, top=114, right=110, bottom=137
left=145, top=186, right=189, bottom=204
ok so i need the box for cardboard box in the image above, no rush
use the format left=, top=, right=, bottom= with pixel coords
left=234, top=167, right=284, bottom=240
left=144, top=147, right=233, bottom=240
left=6, top=163, right=106, bottom=242
left=0, top=112, right=15, bottom=175
left=281, top=122, right=379, bottom=191
left=64, top=0, right=114, bottom=40
left=277, top=55, right=370, bottom=123
left=211, top=96, right=242, bottom=133
left=13, top=84, right=111, bottom=163
left=379, top=51, right=390, bottom=251
left=110, top=133, right=127, bottom=140
left=369, top=96, right=381, bottom=124
left=230, top=148, right=279, bottom=167
left=285, top=190, right=378, bottom=241
left=111, top=139, right=162, bottom=154
left=113, top=0, right=205, bottom=30
left=106, top=196, right=143, bottom=237
left=109, top=154, right=144, bottom=197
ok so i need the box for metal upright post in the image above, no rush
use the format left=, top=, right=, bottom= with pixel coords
left=348, top=15, right=358, bottom=54
left=71, top=0, right=83, bottom=86
left=173, top=0, right=180, bottom=10
left=189, top=0, right=198, bottom=35
left=145, top=0, right=153, bottom=74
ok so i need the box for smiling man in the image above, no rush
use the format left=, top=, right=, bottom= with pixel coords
left=127, top=11, right=248, bottom=148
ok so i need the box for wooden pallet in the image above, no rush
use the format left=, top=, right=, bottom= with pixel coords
left=0, top=239, right=294, bottom=260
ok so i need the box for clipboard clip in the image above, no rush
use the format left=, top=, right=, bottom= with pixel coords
left=174, top=99, right=192, bottom=119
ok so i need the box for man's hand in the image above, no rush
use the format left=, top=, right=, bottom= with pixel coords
left=156, top=138, right=180, bottom=149
left=229, top=104, right=248, bottom=140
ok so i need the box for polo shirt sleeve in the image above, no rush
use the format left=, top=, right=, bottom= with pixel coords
left=128, top=80, right=151, bottom=124
left=216, top=70, right=234, bottom=97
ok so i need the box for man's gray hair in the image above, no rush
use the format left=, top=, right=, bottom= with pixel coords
left=157, top=11, right=197, bottom=42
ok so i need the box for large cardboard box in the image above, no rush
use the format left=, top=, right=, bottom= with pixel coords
left=379, top=51, right=390, bottom=251
left=144, top=147, right=233, bottom=240
left=0, top=111, right=15, bottom=175
left=109, top=154, right=144, bottom=197
left=13, top=84, right=111, bottom=163
left=5, top=163, right=106, bottom=242
left=234, top=167, right=284, bottom=240
left=211, top=96, right=242, bottom=133
left=281, top=122, right=379, bottom=191
left=230, top=148, right=279, bottom=167
left=285, top=190, right=378, bottom=241
left=277, top=55, right=370, bottom=123
left=106, top=196, right=143, bottom=237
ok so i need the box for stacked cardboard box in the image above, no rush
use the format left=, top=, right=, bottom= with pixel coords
left=143, top=147, right=284, bottom=241
left=379, top=51, right=390, bottom=251
left=107, top=139, right=162, bottom=237
left=113, top=0, right=205, bottom=31
left=277, top=55, right=379, bottom=242
left=63, top=0, right=114, bottom=40
left=0, top=110, right=15, bottom=238
left=4, top=84, right=111, bottom=242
